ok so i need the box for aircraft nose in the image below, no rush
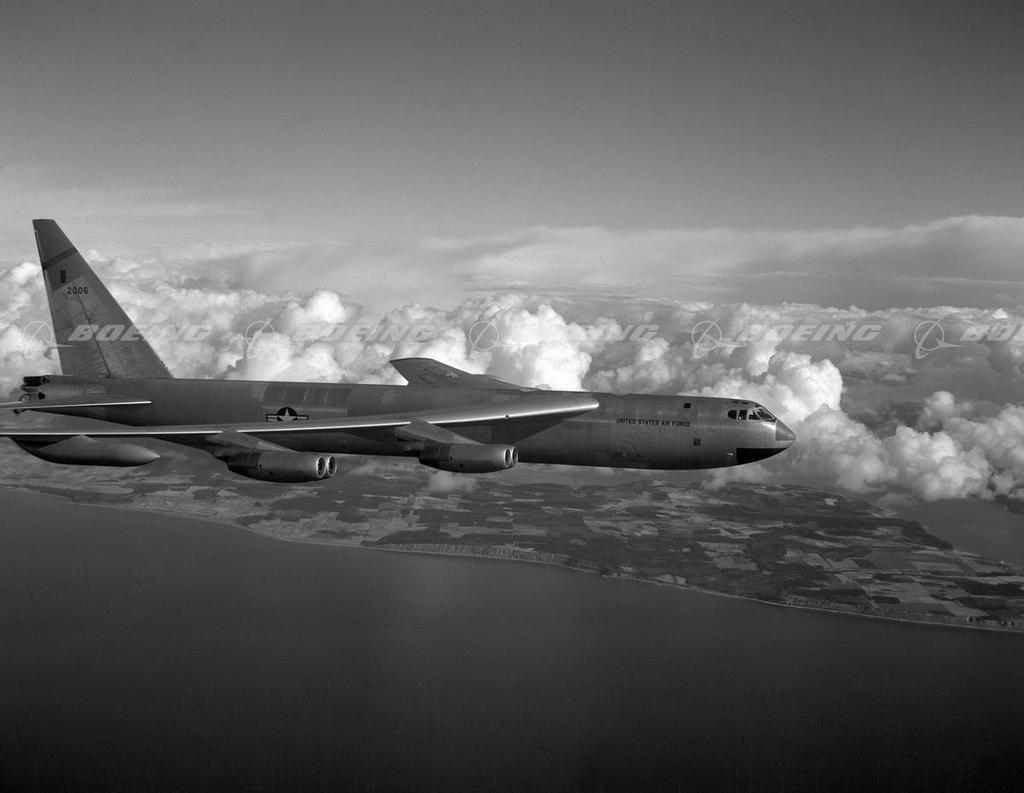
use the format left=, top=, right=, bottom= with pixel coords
left=775, top=421, right=796, bottom=445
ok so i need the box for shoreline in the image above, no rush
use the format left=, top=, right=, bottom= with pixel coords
left=3, top=484, right=1021, bottom=636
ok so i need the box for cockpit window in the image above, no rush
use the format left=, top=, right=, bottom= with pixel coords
left=729, top=407, right=777, bottom=421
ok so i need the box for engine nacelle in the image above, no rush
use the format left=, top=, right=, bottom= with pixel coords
left=225, top=451, right=338, bottom=482
left=419, top=443, right=518, bottom=473
left=15, top=435, right=160, bottom=467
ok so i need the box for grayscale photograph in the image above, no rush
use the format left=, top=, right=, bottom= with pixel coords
left=1, top=1, right=1023, bottom=791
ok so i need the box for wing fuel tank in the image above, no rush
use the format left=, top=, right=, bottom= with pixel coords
left=15, top=435, right=160, bottom=466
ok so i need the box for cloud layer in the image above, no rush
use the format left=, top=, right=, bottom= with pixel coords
left=4, top=214, right=1024, bottom=502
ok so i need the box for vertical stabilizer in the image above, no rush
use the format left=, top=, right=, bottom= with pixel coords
left=34, top=219, right=172, bottom=379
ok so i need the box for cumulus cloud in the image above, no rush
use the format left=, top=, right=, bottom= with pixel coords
left=697, top=352, right=843, bottom=424
left=424, top=470, right=479, bottom=494
left=4, top=214, right=1024, bottom=503
left=722, top=393, right=1024, bottom=502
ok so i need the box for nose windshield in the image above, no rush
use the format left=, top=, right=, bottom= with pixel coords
left=726, top=405, right=778, bottom=422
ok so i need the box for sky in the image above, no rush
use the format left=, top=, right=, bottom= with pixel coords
left=4, top=1, right=1024, bottom=504
left=2, top=1, right=1024, bottom=247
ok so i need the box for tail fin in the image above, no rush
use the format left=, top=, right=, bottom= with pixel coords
left=34, top=219, right=172, bottom=379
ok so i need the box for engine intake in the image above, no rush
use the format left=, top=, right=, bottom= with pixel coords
left=225, top=451, right=338, bottom=482
left=419, top=443, right=518, bottom=473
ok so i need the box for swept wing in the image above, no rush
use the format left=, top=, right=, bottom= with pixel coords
left=0, top=395, right=152, bottom=411
left=0, top=392, right=599, bottom=446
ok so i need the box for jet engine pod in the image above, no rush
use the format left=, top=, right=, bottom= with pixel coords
left=225, top=450, right=338, bottom=482
left=419, top=443, right=518, bottom=473
left=15, top=435, right=160, bottom=467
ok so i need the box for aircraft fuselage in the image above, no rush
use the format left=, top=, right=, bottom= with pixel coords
left=21, top=375, right=795, bottom=470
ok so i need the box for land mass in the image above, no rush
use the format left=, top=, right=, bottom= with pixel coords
left=2, top=443, right=1023, bottom=632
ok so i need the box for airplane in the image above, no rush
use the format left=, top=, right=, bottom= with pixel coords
left=0, top=220, right=794, bottom=482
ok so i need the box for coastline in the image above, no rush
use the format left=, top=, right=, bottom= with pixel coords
left=4, top=484, right=1021, bottom=636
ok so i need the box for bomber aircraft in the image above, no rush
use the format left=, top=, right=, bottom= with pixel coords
left=0, top=220, right=794, bottom=482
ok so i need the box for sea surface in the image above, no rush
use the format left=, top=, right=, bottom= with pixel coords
left=898, top=498, right=1024, bottom=567
left=2, top=489, right=1024, bottom=793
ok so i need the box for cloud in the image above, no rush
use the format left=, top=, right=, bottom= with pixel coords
left=416, top=215, right=1024, bottom=309
left=424, top=470, right=479, bottom=494
left=8, top=211, right=1024, bottom=311
left=696, top=352, right=843, bottom=424
left=5, top=214, right=1024, bottom=504
left=729, top=394, right=1024, bottom=502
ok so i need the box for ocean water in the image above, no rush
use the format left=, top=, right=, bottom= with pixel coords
left=899, top=498, right=1024, bottom=568
left=2, top=489, right=1024, bottom=792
